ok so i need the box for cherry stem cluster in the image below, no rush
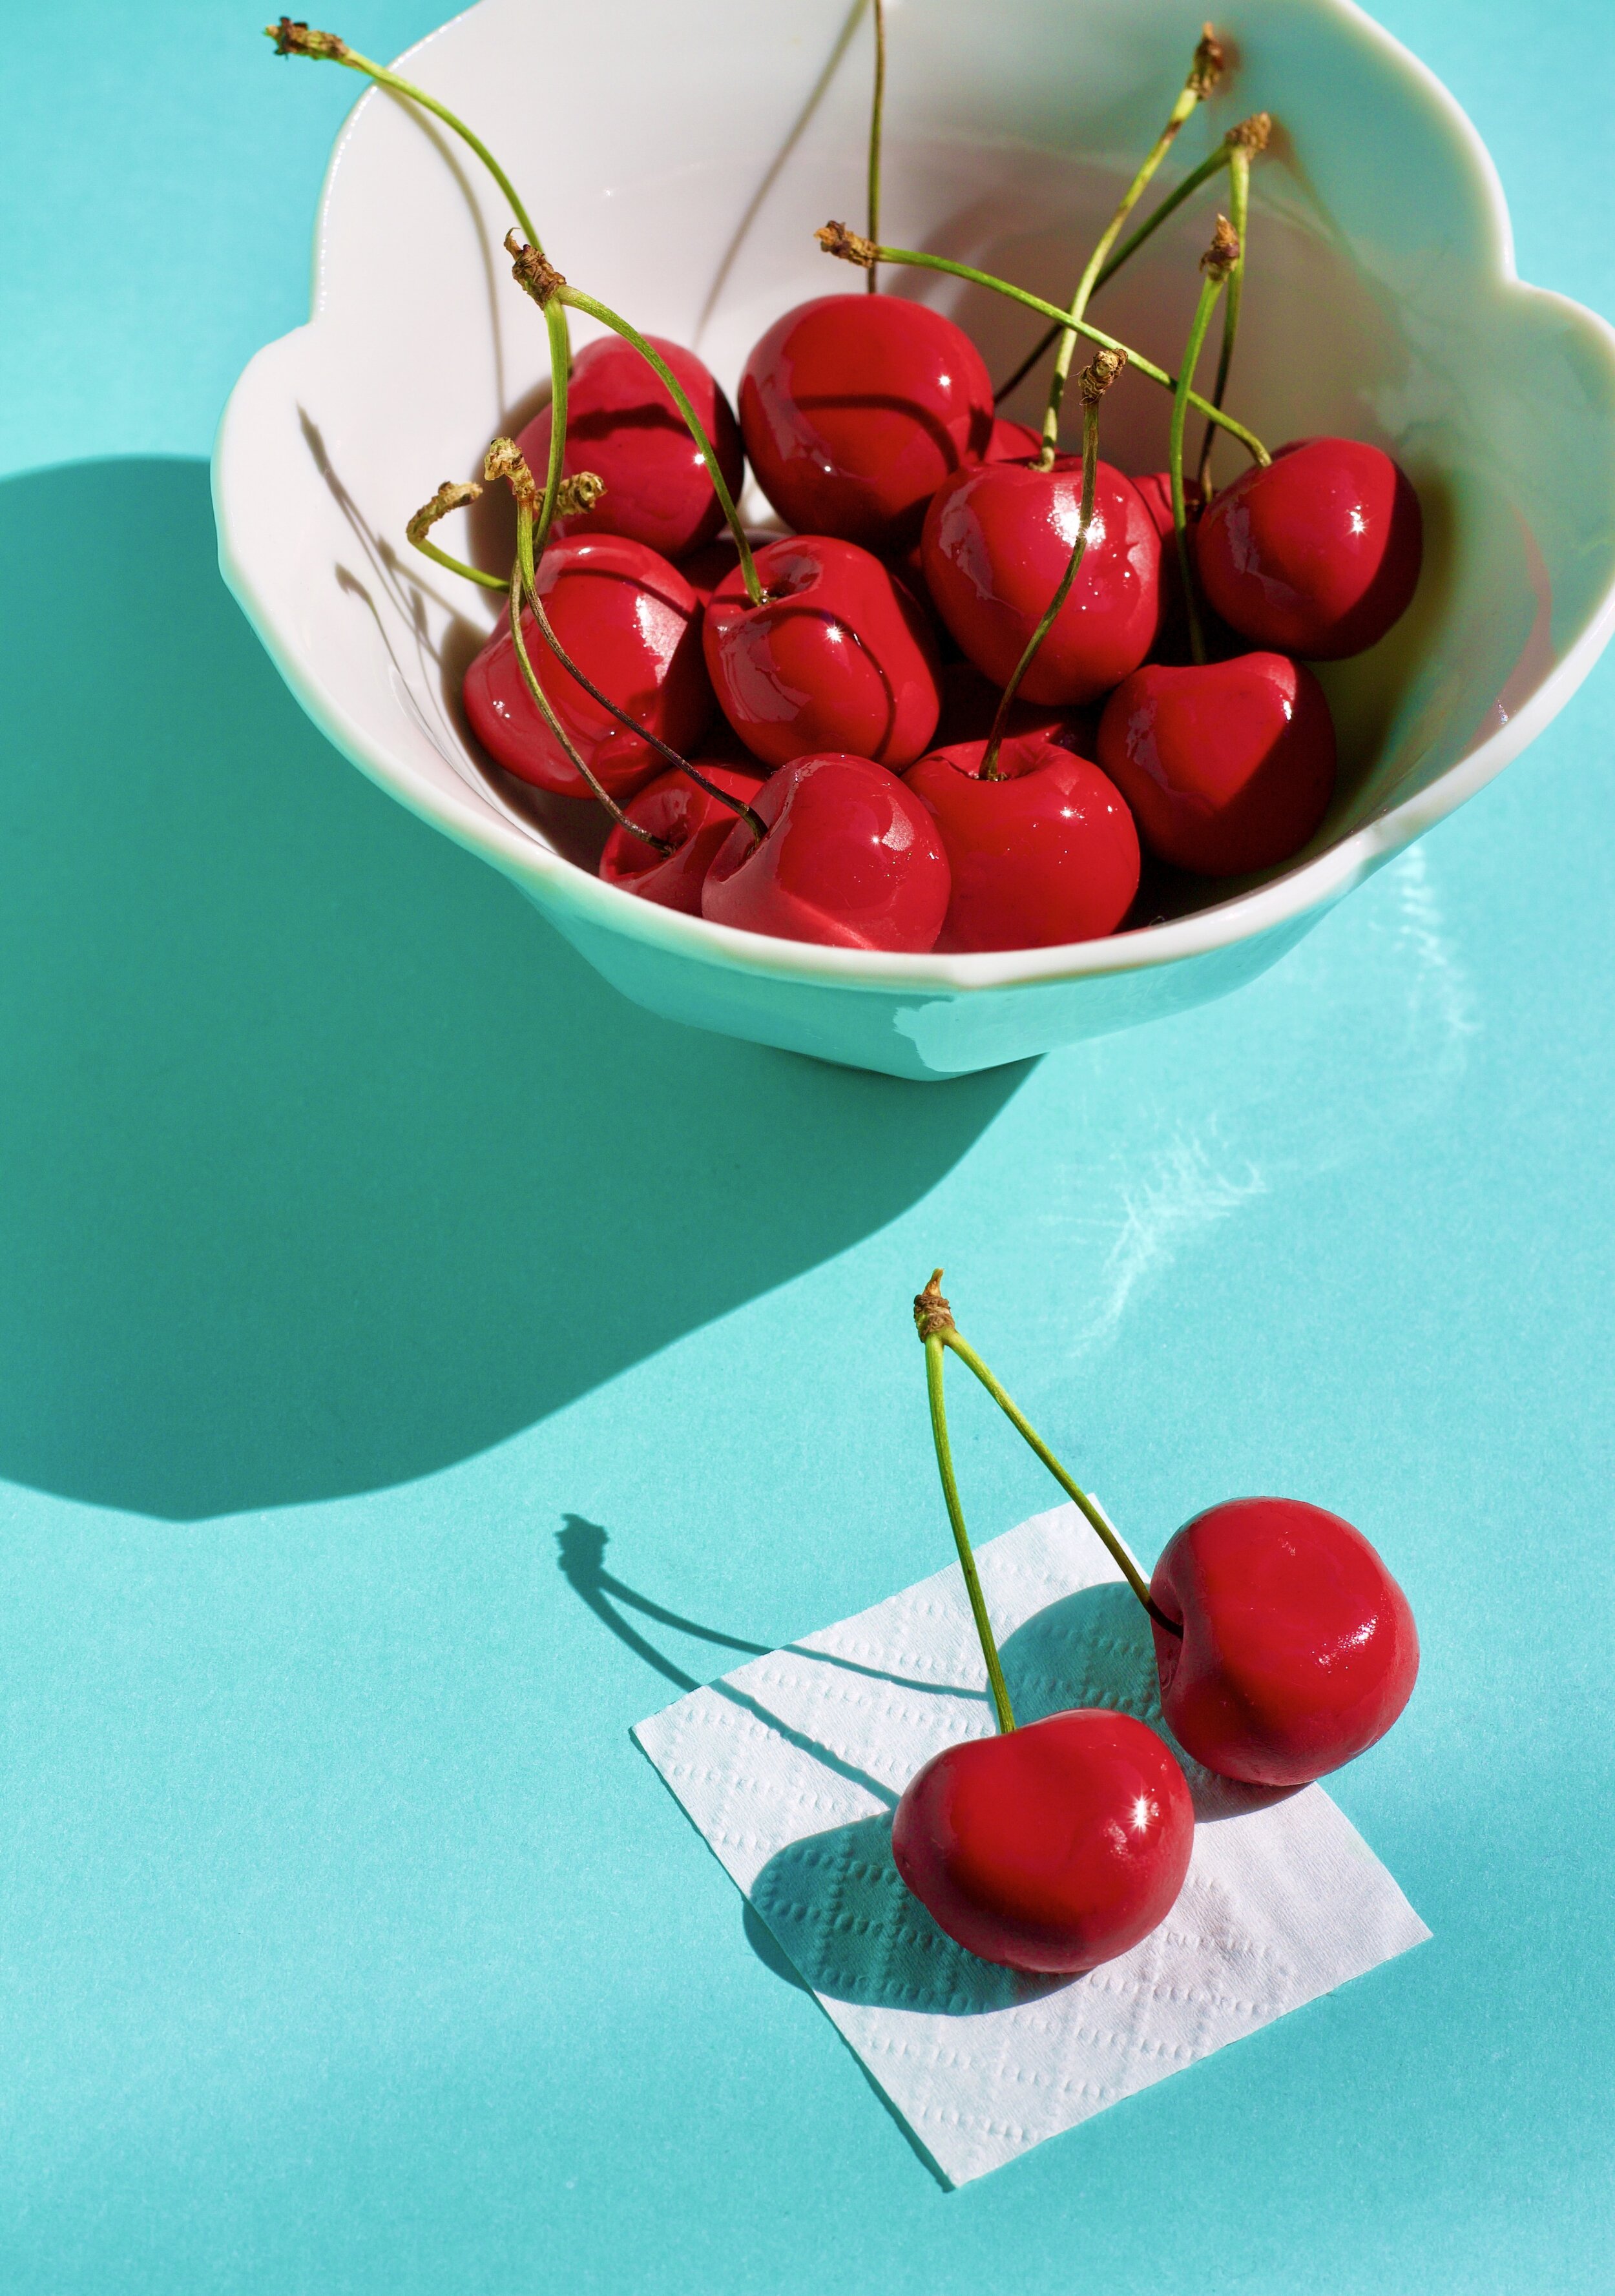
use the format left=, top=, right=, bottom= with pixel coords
left=915, top=1272, right=1183, bottom=1643
left=981, top=352, right=1118, bottom=775
left=817, top=227, right=1269, bottom=465
left=1038, top=23, right=1223, bottom=469
left=1195, top=142, right=1251, bottom=495
left=994, top=114, right=1270, bottom=411
left=866, top=0, right=887, bottom=294
left=1171, top=218, right=1237, bottom=665
left=504, top=240, right=767, bottom=610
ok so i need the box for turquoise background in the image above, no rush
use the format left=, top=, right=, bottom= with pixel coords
left=2, top=3, right=1612, bottom=2287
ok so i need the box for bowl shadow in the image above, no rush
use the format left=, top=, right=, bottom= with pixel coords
left=0, top=457, right=1026, bottom=1520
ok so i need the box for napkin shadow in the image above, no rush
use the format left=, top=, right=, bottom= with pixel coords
left=0, top=457, right=1028, bottom=1520
left=749, top=1812, right=1070, bottom=2018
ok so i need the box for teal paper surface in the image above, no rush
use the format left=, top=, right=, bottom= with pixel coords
left=1, top=4, right=1612, bottom=2289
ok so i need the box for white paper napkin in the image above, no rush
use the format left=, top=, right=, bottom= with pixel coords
left=633, top=1503, right=1430, bottom=2186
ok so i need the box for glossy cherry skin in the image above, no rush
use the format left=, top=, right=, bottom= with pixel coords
left=599, top=761, right=766, bottom=915
left=516, top=333, right=745, bottom=562
left=703, top=535, right=942, bottom=771
left=892, top=1708, right=1194, bottom=1974
left=906, top=730, right=1140, bottom=952
left=1194, top=437, right=1423, bottom=659
left=701, top=752, right=950, bottom=951
left=463, top=535, right=712, bottom=800
left=1150, top=1498, right=1420, bottom=1788
left=1097, top=652, right=1335, bottom=876
left=739, top=293, right=994, bottom=552
left=921, top=456, right=1161, bottom=704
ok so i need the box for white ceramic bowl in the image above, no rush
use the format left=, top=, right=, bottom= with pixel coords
left=214, top=0, right=1615, bottom=1080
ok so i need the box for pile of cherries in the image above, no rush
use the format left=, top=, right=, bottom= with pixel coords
left=899, top=1274, right=1419, bottom=1975
left=269, top=12, right=1423, bottom=958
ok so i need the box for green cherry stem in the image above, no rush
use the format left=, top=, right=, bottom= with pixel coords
left=1194, top=137, right=1254, bottom=497
left=503, top=541, right=669, bottom=851
left=914, top=1273, right=1183, bottom=1638
left=483, top=442, right=769, bottom=840
left=1037, top=23, right=1223, bottom=470
left=915, top=1276, right=1017, bottom=1735
left=504, top=238, right=768, bottom=609
left=265, top=17, right=568, bottom=360
left=1171, top=217, right=1237, bottom=666
left=406, top=481, right=505, bottom=590
left=815, top=225, right=1269, bottom=465
left=992, top=113, right=1269, bottom=408
left=866, top=0, right=887, bottom=293
left=981, top=351, right=1118, bottom=776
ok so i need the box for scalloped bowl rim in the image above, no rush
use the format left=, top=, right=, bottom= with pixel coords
left=214, top=0, right=1615, bottom=1002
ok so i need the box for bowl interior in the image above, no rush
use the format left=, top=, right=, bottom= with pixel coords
left=231, top=0, right=1615, bottom=948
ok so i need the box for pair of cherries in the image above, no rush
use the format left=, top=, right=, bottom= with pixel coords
left=463, top=288, right=1422, bottom=953
left=893, top=1281, right=1419, bottom=1974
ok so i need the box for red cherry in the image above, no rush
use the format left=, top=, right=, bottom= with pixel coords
left=516, top=333, right=745, bottom=562
left=701, top=752, right=950, bottom=951
left=599, top=761, right=766, bottom=915
left=1096, top=652, right=1335, bottom=876
left=891, top=1708, right=1194, bottom=1974
left=984, top=416, right=1042, bottom=463
left=1149, top=1498, right=1420, bottom=1788
left=933, top=657, right=1081, bottom=748
left=906, top=730, right=1140, bottom=952
left=1132, top=469, right=1206, bottom=664
left=1194, top=437, right=1423, bottom=659
left=738, top=293, right=994, bottom=551
left=703, top=535, right=942, bottom=771
left=921, top=457, right=1160, bottom=704
left=463, top=535, right=712, bottom=800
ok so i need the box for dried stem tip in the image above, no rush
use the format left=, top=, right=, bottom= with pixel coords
left=913, top=1270, right=956, bottom=1342
left=1189, top=23, right=1226, bottom=98
left=816, top=220, right=877, bottom=269
left=1078, top=344, right=1127, bottom=404
left=406, top=478, right=481, bottom=546
left=1224, top=110, right=1273, bottom=152
left=266, top=17, right=349, bottom=58
left=1201, top=213, right=1242, bottom=282
left=504, top=232, right=567, bottom=304
left=554, top=471, right=607, bottom=517
left=483, top=436, right=541, bottom=512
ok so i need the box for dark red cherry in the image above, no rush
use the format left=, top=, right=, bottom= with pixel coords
left=703, top=535, right=942, bottom=771
left=933, top=658, right=1081, bottom=748
left=1096, top=652, right=1335, bottom=876
left=906, top=730, right=1139, bottom=952
left=1150, top=1498, right=1420, bottom=1788
left=891, top=1708, right=1194, bottom=1974
left=1133, top=469, right=1206, bottom=663
left=599, top=761, right=766, bottom=915
left=701, top=752, right=950, bottom=951
left=984, top=416, right=1041, bottom=463
left=1194, top=437, right=1422, bottom=659
left=516, top=333, right=745, bottom=562
left=738, top=293, right=994, bottom=552
left=463, top=535, right=712, bottom=800
left=921, top=457, right=1160, bottom=703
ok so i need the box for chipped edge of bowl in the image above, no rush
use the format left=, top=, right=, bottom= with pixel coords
left=213, top=0, right=1615, bottom=1002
